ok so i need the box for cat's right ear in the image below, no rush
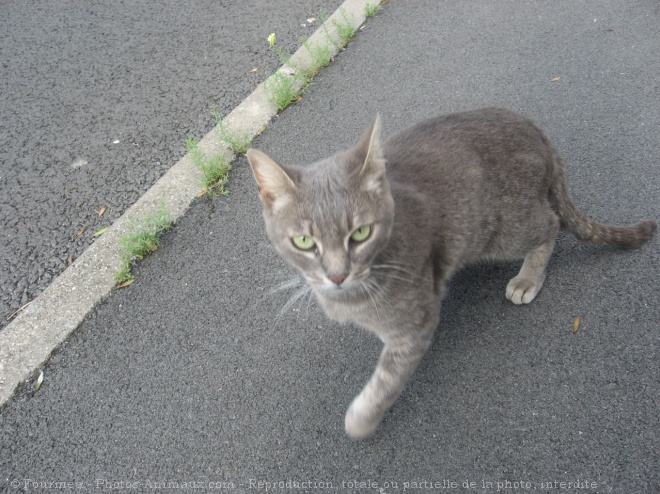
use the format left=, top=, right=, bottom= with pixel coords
left=354, top=115, right=387, bottom=193
left=246, top=149, right=296, bottom=210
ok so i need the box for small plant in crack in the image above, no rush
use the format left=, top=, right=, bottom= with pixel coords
left=264, top=70, right=302, bottom=111
left=331, top=9, right=357, bottom=48
left=115, top=205, right=173, bottom=285
left=303, top=39, right=332, bottom=78
left=211, top=108, right=252, bottom=155
left=364, top=2, right=382, bottom=18
left=185, top=136, right=231, bottom=197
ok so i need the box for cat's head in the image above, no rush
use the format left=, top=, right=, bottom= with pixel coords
left=247, top=116, right=394, bottom=297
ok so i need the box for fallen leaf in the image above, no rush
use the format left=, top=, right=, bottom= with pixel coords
left=307, top=17, right=316, bottom=23
left=35, top=370, right=44, bottom=391
left=67, top=255, right=74, bottom=265
left=250, top=67, right=258, bottom=73
left=267, top=33, right=276, bottom=48
left=551, top=76, right=561, bottom=82
left=294, top=96, right=303, bottom=104
left=98, top=206, right=107, bottom=216
left=93, top=226, right=109, bottom=237
left=257, top=125, right=267, bottom=135
left=116, top=279, right=135, bottom=289
left=75, top=226, right=89, bottom=237
left=573, top=316, right=581, bottom=334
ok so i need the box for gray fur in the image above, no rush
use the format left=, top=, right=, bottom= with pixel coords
left=246, top=108, right=656, bottom=438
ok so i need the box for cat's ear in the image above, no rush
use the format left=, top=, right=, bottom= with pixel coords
left=354, top=115, right=387, bottom=193
left=246, top=149, right=296, bottom=209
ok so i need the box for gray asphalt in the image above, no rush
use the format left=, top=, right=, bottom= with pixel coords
left=0, top=0, right=342, bottom=329
left=2, top=1, right=659, bottom=493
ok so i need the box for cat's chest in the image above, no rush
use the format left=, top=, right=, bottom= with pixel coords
left=315, top=289, right=384, bottom=327
left=313, top=286, right=409, bottom=340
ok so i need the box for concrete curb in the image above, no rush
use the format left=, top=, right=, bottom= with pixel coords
left=0, top=0, right=379, bottom=406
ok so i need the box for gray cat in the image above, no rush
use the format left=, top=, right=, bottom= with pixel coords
left=246, top=108, right=656, bottom=439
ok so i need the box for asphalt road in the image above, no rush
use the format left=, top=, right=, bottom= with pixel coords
left=0, top=0, right=342, bottom=329
left=2, top=1, right=659, bottom=493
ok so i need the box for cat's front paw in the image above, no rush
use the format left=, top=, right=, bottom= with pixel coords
left=506, top=273, right=546, bottom=305
left=345, top=394, right=384, bottom=439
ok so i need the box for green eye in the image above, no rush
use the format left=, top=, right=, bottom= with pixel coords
left=292, top=235, right=316, bottom=250
left=350, top=224, right=372, bottom=243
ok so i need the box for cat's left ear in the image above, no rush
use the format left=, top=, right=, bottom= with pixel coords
left=354, top=115, right=386, bottom=192
left=246, top=149, right=296, bottom=210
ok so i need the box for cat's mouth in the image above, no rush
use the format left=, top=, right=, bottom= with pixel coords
left=307, top=269, right=371, bottom=296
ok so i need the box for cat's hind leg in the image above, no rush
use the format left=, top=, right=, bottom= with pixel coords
left=506, top=212, right=560, bottom=305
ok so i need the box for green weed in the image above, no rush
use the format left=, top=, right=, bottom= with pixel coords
left=185, top=136, right=231, bottom=197
left=264, top=71, right=302, bottom=111
left=115, top=206, right=173, bottom=285
left=332, top=9, right=357, bottom=48
left=303, top=39, right=332, bottom=78
left=211, top=108, right=252, bottom=155
left=364, top=2, right=381, bottom=18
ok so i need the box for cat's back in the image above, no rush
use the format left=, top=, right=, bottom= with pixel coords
left=382, top=108, right=551, bottom=188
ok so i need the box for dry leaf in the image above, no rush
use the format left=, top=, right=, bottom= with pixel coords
left=551, top=76, right=561, bottom=82
left=116, top=279, right=135, bottom=289
left=67, top=255, right=74, bottom=266
left=573, top=316, right=581, bottom=334
left=93, top=226, right=109, bottom=237
left=35, top=370, right=44, bottom=391
left=98, top=206, right=107, bottom=216
left=257, top=125, right=267, bottom=135
left=250, top=67, right=258, bottom=73
left=75, top=226, right=89, bottom=237
left=294, top=96, right=303, bottom=104
left=307, top=17, right=316, bottom=23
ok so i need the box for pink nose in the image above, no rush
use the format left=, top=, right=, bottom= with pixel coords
left=328, top=273, right=348, bottom=285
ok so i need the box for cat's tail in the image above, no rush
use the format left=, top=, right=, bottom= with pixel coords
left=548, top=151, right=656, bottom=249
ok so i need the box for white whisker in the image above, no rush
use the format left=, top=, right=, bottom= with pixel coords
left=360, top=280, right=381, bottom=321
left=267, top=276, right=305, bottom=295
left=305, top=285, right=315, bottom=314
left=366, top=277, right=392, bottom=306
left=370, top=263, right=419, bottom=283
left=278, top=285, right=312, bottom=319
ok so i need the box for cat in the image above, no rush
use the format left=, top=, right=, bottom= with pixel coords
left=246, top=108, right=656, bottom=439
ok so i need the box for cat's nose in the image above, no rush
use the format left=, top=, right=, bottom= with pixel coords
left=328, top=273, right=348, bottom=286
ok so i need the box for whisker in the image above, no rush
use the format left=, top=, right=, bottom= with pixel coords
left=278, top=285, right=312, bottom=319
left=371, top=262, right=423, bottom=283
left=305, top=285, right=315, bottom=314
left=267, top=276, right=305, bottom=296
left=366, top=277, right=392, bottom=306
left=252, top=276, right=306, bottom=311
left=360, top=280, right=381, bottom=321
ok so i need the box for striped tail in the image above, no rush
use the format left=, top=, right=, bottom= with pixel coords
left=548, top=151, right=656, bottom=249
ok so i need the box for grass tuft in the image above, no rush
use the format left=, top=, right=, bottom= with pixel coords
left=303, top=39, right=332, bottom=78
left=263, top=7, right=358, bottom=110
left=364, top=2, right=382, bottom=18
left=211, top=108, right=252, bottom=155
left=332, top=9, right=357, bottom=48
left=264, top=71, right=302, bottom=111
left=115, top=206, right=173, bottom=285
left=185, top=136, right=231, bottom=197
